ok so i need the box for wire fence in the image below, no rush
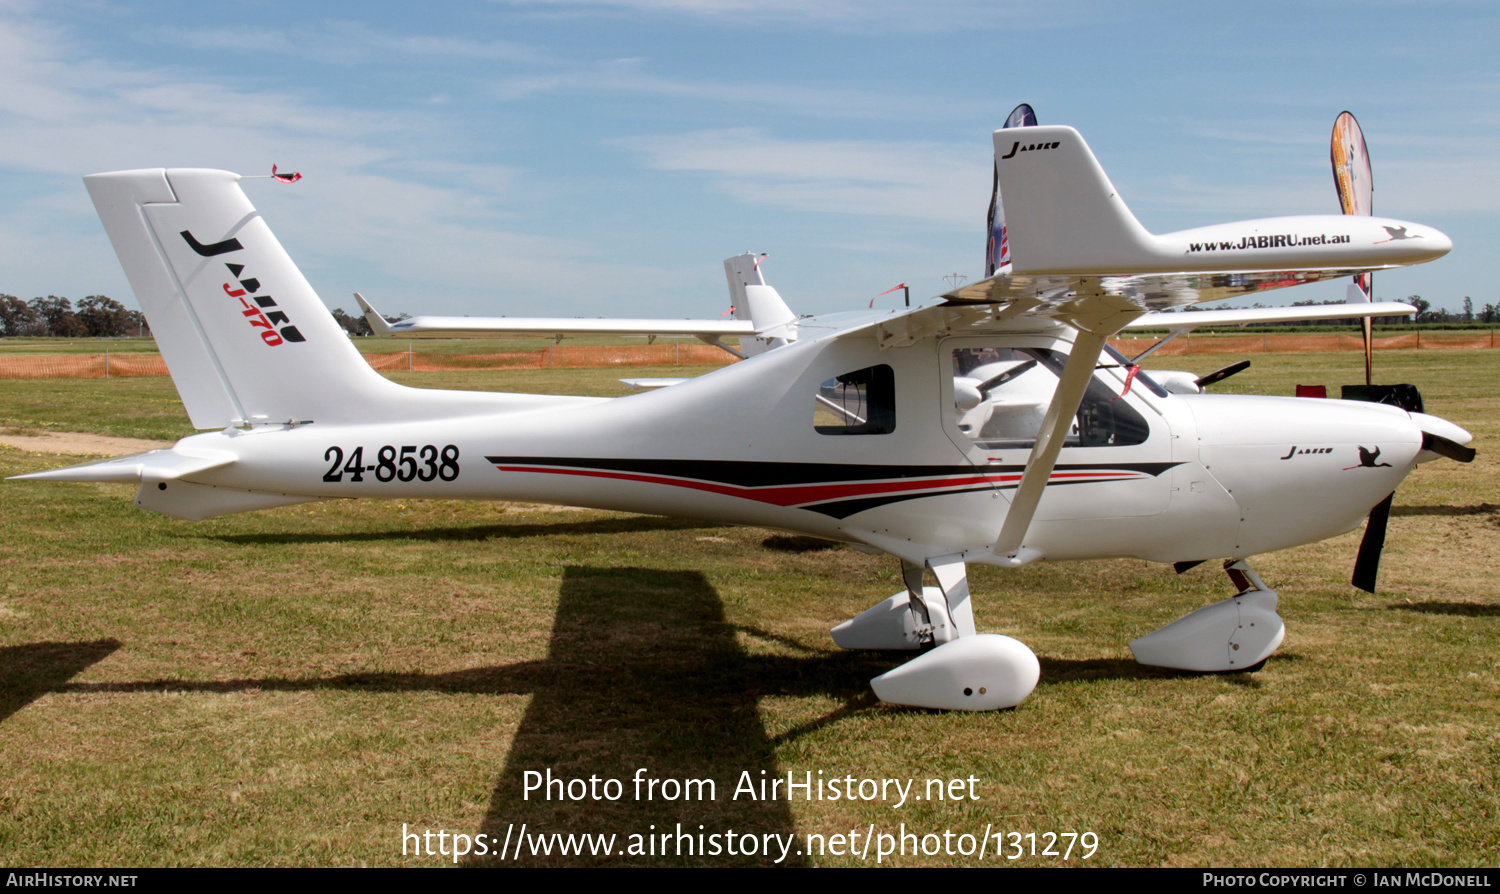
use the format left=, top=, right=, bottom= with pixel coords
left=0, top=332, right=1494, bottom=379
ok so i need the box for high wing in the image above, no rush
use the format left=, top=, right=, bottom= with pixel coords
left=872, top=125, right=1449, bottom=562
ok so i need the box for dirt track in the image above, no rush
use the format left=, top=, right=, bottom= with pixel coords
left=0, top=432, right=172, bottom=456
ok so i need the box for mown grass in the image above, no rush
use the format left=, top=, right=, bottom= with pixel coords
left=0, top=351, right=1496, bottom=867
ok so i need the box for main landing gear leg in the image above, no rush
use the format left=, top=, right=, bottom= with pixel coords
left=830, top=556, right=1040, bottom=711
left=1129, top=559, right=1286, bottom=672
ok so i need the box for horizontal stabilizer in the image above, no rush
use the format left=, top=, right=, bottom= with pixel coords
left=7, top=448, right=236, bottom=484
left=7, top=443, right=323, bottom=520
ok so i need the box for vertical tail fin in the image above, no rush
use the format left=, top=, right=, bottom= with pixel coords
left=86, top=168, right=414, bottom=428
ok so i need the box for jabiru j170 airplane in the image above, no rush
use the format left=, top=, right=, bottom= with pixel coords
left=11, top=123, right=1471, bottom=712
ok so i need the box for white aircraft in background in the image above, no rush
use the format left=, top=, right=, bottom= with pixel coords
left=12, top=124, right=1471, bottom=712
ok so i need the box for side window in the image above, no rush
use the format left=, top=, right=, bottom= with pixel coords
left=814, top=364, right=895, bottom=435
left=951, top=346, right=1148, bottom=449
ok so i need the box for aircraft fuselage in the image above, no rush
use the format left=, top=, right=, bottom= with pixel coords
left=153, top=326, right=1420, bottom=570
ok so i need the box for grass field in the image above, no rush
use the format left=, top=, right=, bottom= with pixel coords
left=0, top=351, right=1496, bottom=867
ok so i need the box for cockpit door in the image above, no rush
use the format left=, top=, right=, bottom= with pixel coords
left=940, top=336, right=1175, bottom=520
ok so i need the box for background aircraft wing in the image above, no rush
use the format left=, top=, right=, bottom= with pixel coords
left=1123, top=301, right=1417, bottom=334
left=356, top=293, right=755, bottom=341
left=939, top=267, right=1411, bottom=312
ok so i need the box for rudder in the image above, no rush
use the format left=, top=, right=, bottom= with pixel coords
left=86, top=168, right=403, bottom=429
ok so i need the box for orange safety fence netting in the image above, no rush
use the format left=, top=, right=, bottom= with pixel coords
left=0, top=354, right=170, bottom=378
left=546, top=343, right=732, bottom=368
left=1416, top=332, right=1497, bottom=349
left=1111, top=330, right=1498, bottom=357
left=2, top=333, right=1494, bottom=379
left=103, top=354, right=172, bottom=376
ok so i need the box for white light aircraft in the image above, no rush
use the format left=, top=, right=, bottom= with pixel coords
left=12, top=124, right=1471, bottom=712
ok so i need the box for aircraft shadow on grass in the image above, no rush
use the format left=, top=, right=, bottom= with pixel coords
left=7, top=567, right=1179, bottom=865
left=0, top=639, right=120, bottom=725
left=1391, top=503, right=1500, bottom=518
left=1388, top=601, right=1500, bottom=618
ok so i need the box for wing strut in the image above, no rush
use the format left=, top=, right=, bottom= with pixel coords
left=992, top=328, right=1109, bottom=559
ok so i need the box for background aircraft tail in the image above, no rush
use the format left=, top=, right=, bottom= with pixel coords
left=723, top=252, right=796, bottom=357
left=993, top=126, right=1446, bottom=277
left=86, top=168, right=501, bottom=429
left=985, top=102, right=1037, bottom=277
left=990, top=126, right=1159, bottom=274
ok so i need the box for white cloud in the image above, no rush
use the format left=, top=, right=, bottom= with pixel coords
left=489, top=56, right=980, bottom=121
left=489, top=0, right=1104, bottom=30
left=615, top=127, right=988, bottom=225
left=0, top=9, right=696, bottom=315
left=161, top=21, right=555, bottom=67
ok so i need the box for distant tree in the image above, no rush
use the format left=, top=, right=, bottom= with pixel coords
left=1484, top=304, right=1498, bottom=325
left=125, top=309, right=150, bottom=337
left=330, top=307, right=372, bottom=337
left=75, top=295, right=132, bottom=337
left=1407, top=295, right=1432, bottom=323
left=30, top=296, right=85, bottom=337
left=1463, top=296, right=1474, bottom=320
left=0, top=294, right=43, bottom=336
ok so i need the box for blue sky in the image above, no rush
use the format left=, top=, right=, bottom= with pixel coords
left=0, top=0, right=1494, bottom=319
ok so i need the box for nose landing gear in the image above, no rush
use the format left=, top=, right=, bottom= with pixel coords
left=1129, top=559, right=1285, bottom=673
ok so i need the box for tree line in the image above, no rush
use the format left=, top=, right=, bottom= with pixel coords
left=0, top=295, right=145, bottom=337
left=0, top=295, right=407, bottom=339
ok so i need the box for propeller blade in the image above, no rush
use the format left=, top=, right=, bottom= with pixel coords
left=1194, top=359, right=1251, bottom=390
left=1352, top=492, right=1394, bottom=593
left=1422, top=431, right=1477, bottom=464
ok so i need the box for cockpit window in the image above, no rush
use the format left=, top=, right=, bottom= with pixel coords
left=815, top=364, right=895, bottom=435
left=951, top=346, right=1148, bottom=449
